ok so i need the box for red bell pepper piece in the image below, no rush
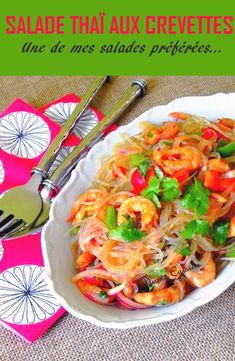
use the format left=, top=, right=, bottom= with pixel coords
left=204, top=171, right=221, bottom=192
left=146, top=165, right=156, bottom=184
left=218, top=178, right=235, bottom=193
left=202, top=127, right=217, bottom=140
left=84, top=277, right=104, bottom=287
left=202, top=126, right=230, bottom=141
left=112, top=166, right=127, bottom=179
left=130, top=169, right=147, bottom=194
left=171, top=169, right=190, bottom=190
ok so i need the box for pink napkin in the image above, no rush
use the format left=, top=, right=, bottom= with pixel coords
left=0, top=94, right=113, bottom=343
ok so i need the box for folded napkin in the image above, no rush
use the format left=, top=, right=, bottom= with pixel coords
left=0, top=94, right=108, bottom=343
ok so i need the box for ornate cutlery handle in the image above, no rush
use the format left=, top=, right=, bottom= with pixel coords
left=32, top=76, right=109, bottom=179
left=42, top=79, right=147, bottom=195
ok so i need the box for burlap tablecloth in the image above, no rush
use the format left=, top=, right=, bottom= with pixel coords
left=0, top=76, right=235, bottom=361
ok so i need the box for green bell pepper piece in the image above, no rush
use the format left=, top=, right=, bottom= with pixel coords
left=105, top=206, right=117, bottom=230
left=217, top=141, right=235, bottom=157
left=130, top=153, right=146, bottom=167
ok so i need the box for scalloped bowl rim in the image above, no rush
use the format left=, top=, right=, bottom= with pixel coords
left=42, top=92, right=235, bottom=328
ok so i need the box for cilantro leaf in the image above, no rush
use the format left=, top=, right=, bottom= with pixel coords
left=148, top=284, right=154, bottom=292
left=225, top=249, right=235, bottom=258
left=147, top=131, right=154, bottom=138
left=138, top=158, right=152, bottom=178
left=141, top=177, right=161, bottom=208
left=71, top=227, right=79, bottom=236
left=174, top=238, right=189, bottom=255
left=99, top=291, right=108, bottom=299
left=144, top=190, right=161, bottom=208
left=108, top=218, right=144, bottom=242
left=145, top=266, right=167, bottom=278
left=180, top=247, right=191, bottom=256
left=145, top=176, right=161, bottom=193
left=210, top=220, right=230, bottom=244
left=181, top=220, right=210, bottom=239
left=157, top=300, right=168, bottom=305
left=154, top=165, right=164, bottom=180
left=180, top=179, right=210, bottom=216
left=161, top=177, right=181, bottom=202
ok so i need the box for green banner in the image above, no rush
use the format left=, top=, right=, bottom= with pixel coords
left=0, top=1, right=234, bottom=75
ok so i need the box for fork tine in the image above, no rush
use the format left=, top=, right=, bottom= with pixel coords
left=0, top=220, right=27, bottom=238
left=0, top=214, right=15, bottom=229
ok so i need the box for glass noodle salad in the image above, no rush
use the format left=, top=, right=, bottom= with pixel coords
left=67, top=112, right=235, bottom=309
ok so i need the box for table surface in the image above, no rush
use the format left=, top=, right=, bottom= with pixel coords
left=0, top=76, right=235, bottom=361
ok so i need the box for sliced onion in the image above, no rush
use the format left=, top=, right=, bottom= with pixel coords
left=78, top=217, right=108, bottom=252
left=221, top=170, right=235, bottom=179
left=211, top=123, right=235, bottom=141
left=72, top=269, right=124, bottom=284
left=210, top=193, right=227, bottom=203
left=174, top=280, right=185, bottom=301
left=86, top=261, right=102, bottom=270
left=116, top=292, right=151, bottom=309
left=194, top=235, right=221, bottom=252
left=107, top=283, right=126, bottom=296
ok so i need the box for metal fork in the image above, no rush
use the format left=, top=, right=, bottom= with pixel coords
left=5, top=79, right=147, bottom=239
left=0, top=76, right=109, bottom=237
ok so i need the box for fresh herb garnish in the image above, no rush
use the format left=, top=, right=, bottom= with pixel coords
left=145, top=266, right=167, bottom=278
left=140, top=175, right=181, bottom=206
left=71, top=227, right=79, bottom=236
left=138, top=158, right=152, bottom=178
left=141, top=176, right=161, bottom=208
left=225, top=249, right=235, bottom=258
left=108, top=218, right=144, bottom=242
left=157, top=300, right=168, bottom=305
left=180, top=247, right=191, bottom=256
left=148, top=284, right=154, bottom=292
left=181, top=219, right=210, bottom=239
left=180, top=179, right=210, bottom=216
left=161, top=177, right=181, bottom=202
left=98, top=291, right=108, bottom=300
left=147, top=131, right=153, bottom=138
left=174, top=238, right=190, bottom=256
left=210, top=220, right=230, bottom=244
left=154, top=165, right=164, bottom=180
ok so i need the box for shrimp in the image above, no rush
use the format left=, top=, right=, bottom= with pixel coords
left=134, top=280, right=185, bottom=306
left=117, top=196, right=159, bottom=231
left=96, top=192, right=133, bottom=222
left=207, top=159, right=230, bottom=173
left=219, top=118, right=235, bottom=129
left=67, top=189, right=108, bottom=225
left=75, top=252, right=95, bottom=270
left=159, top=122, right=180, bottom=140
left=168, top=112, right=190, bottom=120
left=184, top=255, right=216, bottom=288
left=166, top=254, right=183, bottom=280
left=153, top=146, right=202, bottom=175
left=144, top=122, right=179, bottom=145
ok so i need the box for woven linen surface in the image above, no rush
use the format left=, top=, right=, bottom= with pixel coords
left=0, top=76, right=235, bottom=361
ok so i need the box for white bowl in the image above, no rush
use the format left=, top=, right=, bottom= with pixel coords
left=42, top=93, right=235, bottom=328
